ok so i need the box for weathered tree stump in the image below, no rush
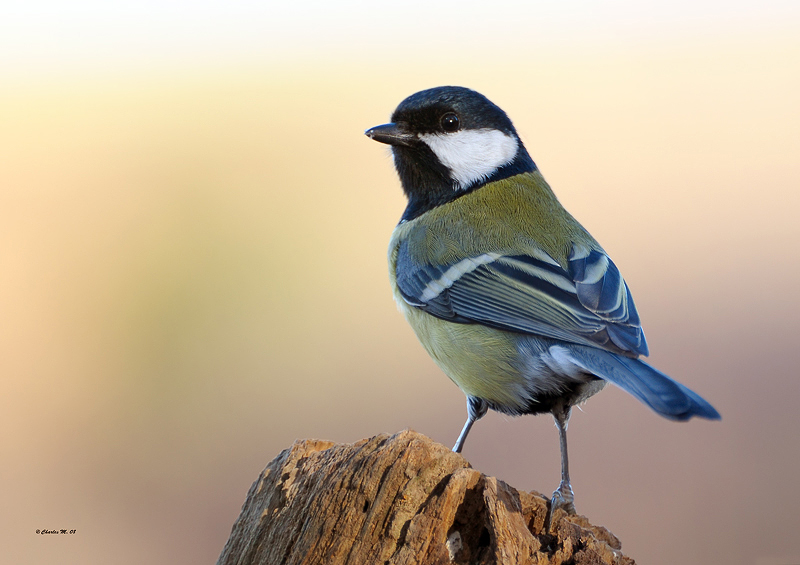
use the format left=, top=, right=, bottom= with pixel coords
left=218, top=430, right=634, bottom=565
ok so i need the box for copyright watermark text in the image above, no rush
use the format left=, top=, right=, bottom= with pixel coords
left=36, top=529, right=76, bottom=535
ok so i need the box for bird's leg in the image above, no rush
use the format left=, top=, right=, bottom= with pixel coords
left=550, top=403, right=577, bottom=516
left=452, top=396, right=488, bottom=453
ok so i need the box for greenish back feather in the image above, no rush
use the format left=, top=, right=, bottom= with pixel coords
left=396, top=171, right=602, bottom=268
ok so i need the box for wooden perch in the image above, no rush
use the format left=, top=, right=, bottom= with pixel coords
left=217, top=430, right=634, bottom=565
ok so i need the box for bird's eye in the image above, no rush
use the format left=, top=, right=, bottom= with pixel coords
left=440, top=113, right=460, bottom=133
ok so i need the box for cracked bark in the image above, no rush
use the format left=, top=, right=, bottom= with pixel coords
left=217, top=430, right=634, bottom=565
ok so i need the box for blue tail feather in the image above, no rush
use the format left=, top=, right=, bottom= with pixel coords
left=566, top=346, right=721, bottom=421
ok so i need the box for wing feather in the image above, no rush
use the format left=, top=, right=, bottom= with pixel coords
left=396, top=240, right=649, bottom=356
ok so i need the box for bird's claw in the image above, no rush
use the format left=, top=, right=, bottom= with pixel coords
left=550, top=481, right=576, bottom=516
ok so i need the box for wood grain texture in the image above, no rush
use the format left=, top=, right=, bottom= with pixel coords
left=218, top=430, right=634, bottom=565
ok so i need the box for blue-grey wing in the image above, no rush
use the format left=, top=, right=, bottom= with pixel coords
left=395, top=241, right=649, bottom=357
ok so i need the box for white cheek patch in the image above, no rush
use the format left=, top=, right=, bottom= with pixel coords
left=418, top=129, right=519, bottom=190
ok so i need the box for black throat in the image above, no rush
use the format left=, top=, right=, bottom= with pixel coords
left=396, top=144, right=538, bottom=223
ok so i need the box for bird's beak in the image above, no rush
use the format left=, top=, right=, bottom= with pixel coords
left=365, top=122, right=415, bottom=147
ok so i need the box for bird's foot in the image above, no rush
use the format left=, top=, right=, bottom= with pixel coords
left=550, top=481, right=576, bottom=517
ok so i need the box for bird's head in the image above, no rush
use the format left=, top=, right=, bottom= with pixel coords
left=366, top=86, right=536, bottom=221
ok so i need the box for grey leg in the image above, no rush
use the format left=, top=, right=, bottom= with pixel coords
left=452, top=396, right=488, bottom=453
left=550, top=403, right=577, bottom=515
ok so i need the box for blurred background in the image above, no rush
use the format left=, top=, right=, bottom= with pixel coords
left=1, top=1, right=799, bottom=564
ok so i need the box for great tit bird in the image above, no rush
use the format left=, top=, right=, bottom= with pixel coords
left=365, top=86, right=720, bottom=515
